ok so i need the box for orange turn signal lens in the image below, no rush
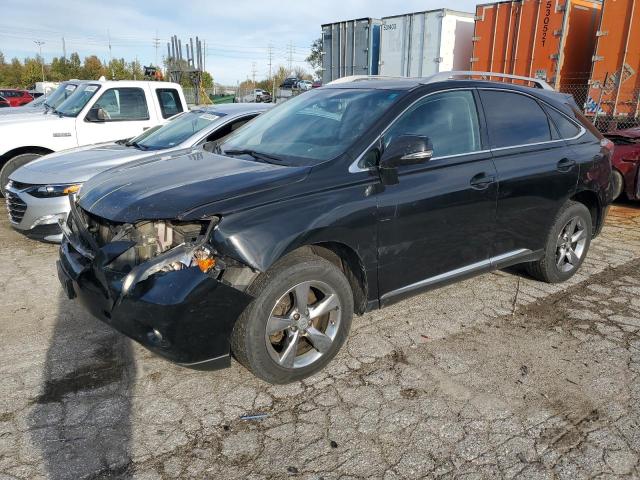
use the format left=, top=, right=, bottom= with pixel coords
left=197, top=257, right=216, bottom=273
left=63, top=184, right=82, bottom=195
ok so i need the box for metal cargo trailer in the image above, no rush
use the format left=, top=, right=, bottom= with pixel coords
left=321, top=18, right=382, bottom=84
left=379, top=9, right=475, bottom=77
left=471, top=0, right=602, bottom=92
left=586, top=0, right=640, bottom=122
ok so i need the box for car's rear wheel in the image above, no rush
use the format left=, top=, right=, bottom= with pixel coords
left=611, top=169, right=625, bottom=201
left=0, top=153, right=43, bottom=196
left=525, top=201, right=592, bottom=283
left=230, top=252, right=353, bottom=384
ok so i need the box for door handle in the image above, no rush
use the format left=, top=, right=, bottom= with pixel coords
left=470, top=172, right=496, bottom=190
left=557, top=158, right=577, bottom=172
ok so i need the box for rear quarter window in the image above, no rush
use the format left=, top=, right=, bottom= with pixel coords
left=545, top=107, right=582, bottom=139
left=156, top=89, right=184, bottom=119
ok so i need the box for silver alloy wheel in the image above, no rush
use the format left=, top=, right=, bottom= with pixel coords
left=555, top=216, right=587, bottom=273
left=265, top=280, right=341, bottom=369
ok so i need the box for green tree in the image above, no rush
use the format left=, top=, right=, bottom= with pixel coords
left=201, top=71, right=213, bottom=89
left=0, top=51, right=6, bottom=86
left=306, top=37, right=323, bottom=79
left=106, top=58, right=129, bottom=80
left=68, top=53, right=82, bottom=79
left=82, top=55, right=105, bottom=80
left=129, top=59, right=143, bottom=80
left=49, top=57, right=67, bottom=81
left=21, top=57, right=43, bottom=88
left=5, top=58, right=24, bottom=87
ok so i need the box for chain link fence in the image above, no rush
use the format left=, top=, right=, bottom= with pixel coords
left=560, top=81, right=640, bottom=133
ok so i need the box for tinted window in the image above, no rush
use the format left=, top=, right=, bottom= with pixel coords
left=92, top=88, right=149, bottom=121
left=133, top=110, right=225, bottom=150
left=157, top=88, right=183, bottom=118
left=480, top=91, right=552, bottom=148
left=385, top=90, right=482, bottom=157
left=546, top=107, right=581, bottom=139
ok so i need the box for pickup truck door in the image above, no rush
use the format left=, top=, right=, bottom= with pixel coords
left=75, top=86, right=156, bottom=145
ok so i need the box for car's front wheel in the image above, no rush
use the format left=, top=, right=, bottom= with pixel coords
left=525, top=201, right=592, bottom=283
left=611, top=169, right=625, bottom=201
left=231, top=251, right=353, bottom=384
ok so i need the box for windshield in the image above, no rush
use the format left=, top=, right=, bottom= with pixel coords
left=219, top=88, right=402, bottom=166
left=130, top=110, right=225, bottom=150
left=55, top=83, right=100, bottom=117
left=44, top=83, right=79, bottom=109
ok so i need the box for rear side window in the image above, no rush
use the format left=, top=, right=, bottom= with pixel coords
left=92, top=88, right=149, bottom=121
left=480, top=90, right=552, bottom=148
left=545, top=107, right=581, bottom=139
left=157, top=89, right=184, bottom=118
left=385, top=90, right=482, bottom=157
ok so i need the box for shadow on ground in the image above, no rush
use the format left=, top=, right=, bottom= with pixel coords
left=28, top=292, right=136, bottom=479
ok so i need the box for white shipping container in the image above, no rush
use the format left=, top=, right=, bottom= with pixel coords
left=379, top=9, right=475, bottom=77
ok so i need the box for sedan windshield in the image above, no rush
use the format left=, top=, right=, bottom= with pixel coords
left=55, top=84, right=100, bottom=117
left=219, top=88, right=403, bottom=166
left=130, top=110, right=225, bottom=150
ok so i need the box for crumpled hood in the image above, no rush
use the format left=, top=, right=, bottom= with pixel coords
left=78, top=149, right=310, bottom=223
left=605, top=127, right=640, bottom=140
left=11, top=142, right=151, bottom=184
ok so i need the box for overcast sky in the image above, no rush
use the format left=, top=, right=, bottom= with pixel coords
left=0, top=0, right=478, bottom=85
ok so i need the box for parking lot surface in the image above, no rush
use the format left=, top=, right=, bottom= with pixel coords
left=0, top=203, right=639, bottom=479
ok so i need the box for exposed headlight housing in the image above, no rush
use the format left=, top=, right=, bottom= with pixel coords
left=29, top=183, right=82, bottom=198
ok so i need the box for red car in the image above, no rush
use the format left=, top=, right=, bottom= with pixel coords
left=0, top=96, right=9, bottom=108
left=605, top=127, right=640, bottom=201
left=0, top=89, right=33, bottom=107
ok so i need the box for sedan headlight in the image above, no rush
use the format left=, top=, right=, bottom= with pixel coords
left=28, top=183, right=82, bottom=198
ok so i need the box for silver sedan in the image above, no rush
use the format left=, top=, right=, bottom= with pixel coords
left=6, top=103, right=271, bottom=242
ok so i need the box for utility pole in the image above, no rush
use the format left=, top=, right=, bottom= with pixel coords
left=62, top=37, right=66, bottom=61
left=153, top=30, right=161, bottom=67
left=107, top=29, right=113, bottom=79
left=288, top=41, right=294, bottom=73
left=251, top=61, right=257, bottom=86
left=34, top=40, right=45, bottom=82
left=268, top=44, right=274, bottom=96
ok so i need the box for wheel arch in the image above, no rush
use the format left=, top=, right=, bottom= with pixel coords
left=570, top=189, right=602, bottom=236
left=0, top=146, right=54, bottom=167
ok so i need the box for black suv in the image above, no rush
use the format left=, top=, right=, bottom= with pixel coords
left=57, top=74, right=612, bottom=384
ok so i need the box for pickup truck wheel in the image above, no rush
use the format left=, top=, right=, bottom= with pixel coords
left=611, top=169, right=625, bottom=201
left=230, top=252, right=353, bottom=384
left=525, top=201, right=592, bottom=283
left=0, top=153, right=43, bottom=196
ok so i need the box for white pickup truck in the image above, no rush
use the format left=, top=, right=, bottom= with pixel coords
left=0, top=80, right=187, bottom=194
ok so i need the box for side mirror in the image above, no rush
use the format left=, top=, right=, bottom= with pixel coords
left=86, top=107, right=108, bottom=122
left=380, top=135, right=433, bottom=168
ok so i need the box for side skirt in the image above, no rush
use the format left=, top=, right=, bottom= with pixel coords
left=378, top=248, right=541, bottom=308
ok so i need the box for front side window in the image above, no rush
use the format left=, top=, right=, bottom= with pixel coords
left=90, top=88, right=149, bottom=121
left=480, top=90, right=552, bottom=149
left=156, top=88, right=183, bottom=119
left=219, top=88, right=403, bottom=166
left=56, top=84, right=101, bottom=117
left=384, top=90, right=482, bottom=158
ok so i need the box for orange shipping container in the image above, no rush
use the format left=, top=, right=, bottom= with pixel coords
left=471, top=0, right=602, bottom=90
left=587, top=0, right=640, bottom=119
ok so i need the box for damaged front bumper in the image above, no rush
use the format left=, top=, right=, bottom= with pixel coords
left=56, top=202, right=253, bottom=370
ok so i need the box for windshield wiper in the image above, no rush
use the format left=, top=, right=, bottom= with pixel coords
left=222, top=149, right=285, bottom=165
left=125, top=141, right=148, bottom=150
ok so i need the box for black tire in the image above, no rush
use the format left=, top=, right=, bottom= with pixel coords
left=230, top=251, right=353, bottom=384
left=0, top=153, right=43, bottom=196
left=611, top=169, right=625, bottom=201
left=525, top=201, right=592, bottom=283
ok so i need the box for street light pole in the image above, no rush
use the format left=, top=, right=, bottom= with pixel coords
left=34, top=40, right=45, bottom=83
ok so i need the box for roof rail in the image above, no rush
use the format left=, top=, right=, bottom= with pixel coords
left=424, top=71, right=554, bottom=90
left=326, top=75, right=407, bottom=85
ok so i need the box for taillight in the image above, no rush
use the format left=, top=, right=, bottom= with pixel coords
left=601, top=138, right=615, bottom=153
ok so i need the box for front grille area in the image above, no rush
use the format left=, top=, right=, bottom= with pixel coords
left=5, top=191, right=27, bottom=224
